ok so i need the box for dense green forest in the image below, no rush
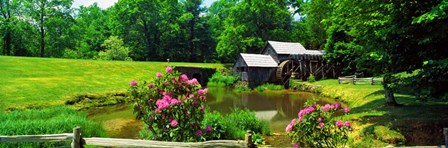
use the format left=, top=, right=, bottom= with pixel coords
left=1, top=0, right=447, bottom=102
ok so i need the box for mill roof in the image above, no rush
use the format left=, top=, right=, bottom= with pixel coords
left=267, top=41, right=307, bottom=54
left=239, top=53, right=278, bottom=67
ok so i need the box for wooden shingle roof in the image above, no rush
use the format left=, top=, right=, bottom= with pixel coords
left=268, top=41, right=307, bottom=54
left=240, top=53, right=278, bottom=67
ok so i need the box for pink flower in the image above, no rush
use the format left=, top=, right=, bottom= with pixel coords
left=156, top=99, right=169, bottom=112
left=187, top=94, right=194, bottom=99
left=195, top=130, right=203, bottom=136
left=170, top=98, right=182, bottom=105
left=166, top=66, right=173, bottom=73
left=188, top=78, right=198, bottom=85
left=321, top=104, right=331, bottom=112
left=179, top=74, right=189, bottom=82
left=286, top=119, right=296, bottom=132
left=297, top=106, right=315, bottom=121
left=130, top=80, right=137, bottom=86
left=318, top=117, right=323, bottom=122
left=293, top=143, right=300, bottom=148
left=147, top=83, right=154, bottom=88
left=170, top=119, right=178, bottom=127
left=344, top=121, right=351, bottom=127
left=334, top=102, right=341, bottom=109
left=198, top=88, right=208, bottom=95
left=192, top=101, right=198, bottom=106
left=335, top=120, right=343, bottom=128
left=318, top=122, right=325, bottom=128
left=206, top=126, right=213, bottom=132
left=343, top=107, right=350, bottom=113
left=156, top=72, right=162, bottom=78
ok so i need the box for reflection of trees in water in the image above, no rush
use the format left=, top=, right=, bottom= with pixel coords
left=206, top=89, right=330, bottom=119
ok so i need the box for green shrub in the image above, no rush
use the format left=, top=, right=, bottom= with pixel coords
left=254, top=83, right=284, bottom=92
left=0, top=106, right=106, bottom=147
left=234, top=81, right=251, bottom=93
left=290, top=81, right=323, bottom=93
left=201, top=109, right=270, bottom=141
left=286, top=101, right=351, bottom=147
left=130, top=67, right=208, bottom=142
left=62, top=49, right=81, bottom=59
left=308, top=74, right=316, bottom=82
left=224, top=109, right=271, bottom=139
left=207, top=71, right=237, bottom=86
left=201, top=111, right=228, bottom=140
left=98, top=36, right=132, bottom=61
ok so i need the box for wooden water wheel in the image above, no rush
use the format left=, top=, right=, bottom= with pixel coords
left=276, top=60, right=301, bottom=84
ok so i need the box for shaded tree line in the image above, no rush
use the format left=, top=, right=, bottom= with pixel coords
left=0, top=0, right=299, bottom=62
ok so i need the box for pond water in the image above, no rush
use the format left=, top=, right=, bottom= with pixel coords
left=87, top=87, right=334, bottom=140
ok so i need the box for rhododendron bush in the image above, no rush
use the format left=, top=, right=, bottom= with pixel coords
left=286, top=101, right=351, bottom=147
left=129, top=67, right=211, bottom=142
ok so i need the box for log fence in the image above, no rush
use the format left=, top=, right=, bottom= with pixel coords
left=3, top=127, right=448, bottom=147
left=0, top=127, right=254, bottom=148
left=338, top=75, right=383, bottom=85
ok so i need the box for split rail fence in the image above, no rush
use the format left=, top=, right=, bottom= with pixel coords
left=0, top=127, right=255, bottom=148
left=338, top=75, right=383, bottom=85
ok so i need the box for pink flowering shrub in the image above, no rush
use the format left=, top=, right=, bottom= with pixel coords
left=129, top=67, right=211, bottom=142
left=286, top=101, right=351, bottom=147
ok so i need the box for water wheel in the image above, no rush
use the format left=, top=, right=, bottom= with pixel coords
left=276, top=60, right=301, bottom=84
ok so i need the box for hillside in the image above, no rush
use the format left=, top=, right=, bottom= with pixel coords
left=0, top=56, right=223, bottom=111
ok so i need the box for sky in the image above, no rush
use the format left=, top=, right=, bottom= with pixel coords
left=72, top=0, right=216, bottom=9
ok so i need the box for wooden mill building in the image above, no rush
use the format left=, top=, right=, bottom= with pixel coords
left=233, top=41, right=336, bottom=87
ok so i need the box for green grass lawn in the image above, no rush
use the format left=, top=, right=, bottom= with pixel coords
left=292, top=79, right=448, bottom=146
left=0, top=56, right=223, bottom=111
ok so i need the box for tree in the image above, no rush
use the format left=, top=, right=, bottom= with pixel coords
left=213, top=0, right=293, bottom=62
left=289, top=0, right=332, bottom=50
left=324, top=0, right=448, bottom=106
left=0, top=0, right=21, bottom=55
left=69, top=3, right=109, bottom=59
left=25, top=0, right=74, bottom=57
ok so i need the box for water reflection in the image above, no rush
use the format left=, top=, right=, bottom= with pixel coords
left=206, top=87, right=332, bottom=132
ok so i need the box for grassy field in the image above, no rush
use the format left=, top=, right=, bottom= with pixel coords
left=0, top=56, right=224, bottom=111
left=291, top=80, right=448, bottom=146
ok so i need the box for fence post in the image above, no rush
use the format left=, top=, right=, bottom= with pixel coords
left=245, top=130, right=254, bottom=148
left=371, top=77, right=374, bottom=85
left=71, top=127, right=81, bottom=148
left=352, top=75, right=356, bottom=85
left=444, top=128, right=448, bottom=148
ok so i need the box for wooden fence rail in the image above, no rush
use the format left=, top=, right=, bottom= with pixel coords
left=0, top=127, right=254, bottom=148
left=338, top=75, right=383, bottom=85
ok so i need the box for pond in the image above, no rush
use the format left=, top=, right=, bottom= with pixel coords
left=87, top=87, right=334, bottom=141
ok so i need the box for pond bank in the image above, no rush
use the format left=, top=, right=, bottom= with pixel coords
left=290, top=80, right=448, bottom=147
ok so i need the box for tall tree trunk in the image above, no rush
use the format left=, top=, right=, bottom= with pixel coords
left=4, top=29, right=11, bottom=56
left=40, top=25, right=45, bottom=57
left=39, top=1, right=45, bottom=57
left=142, top=18, right=152, bottom=61
left=383, top=73, right=398, bottom=106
